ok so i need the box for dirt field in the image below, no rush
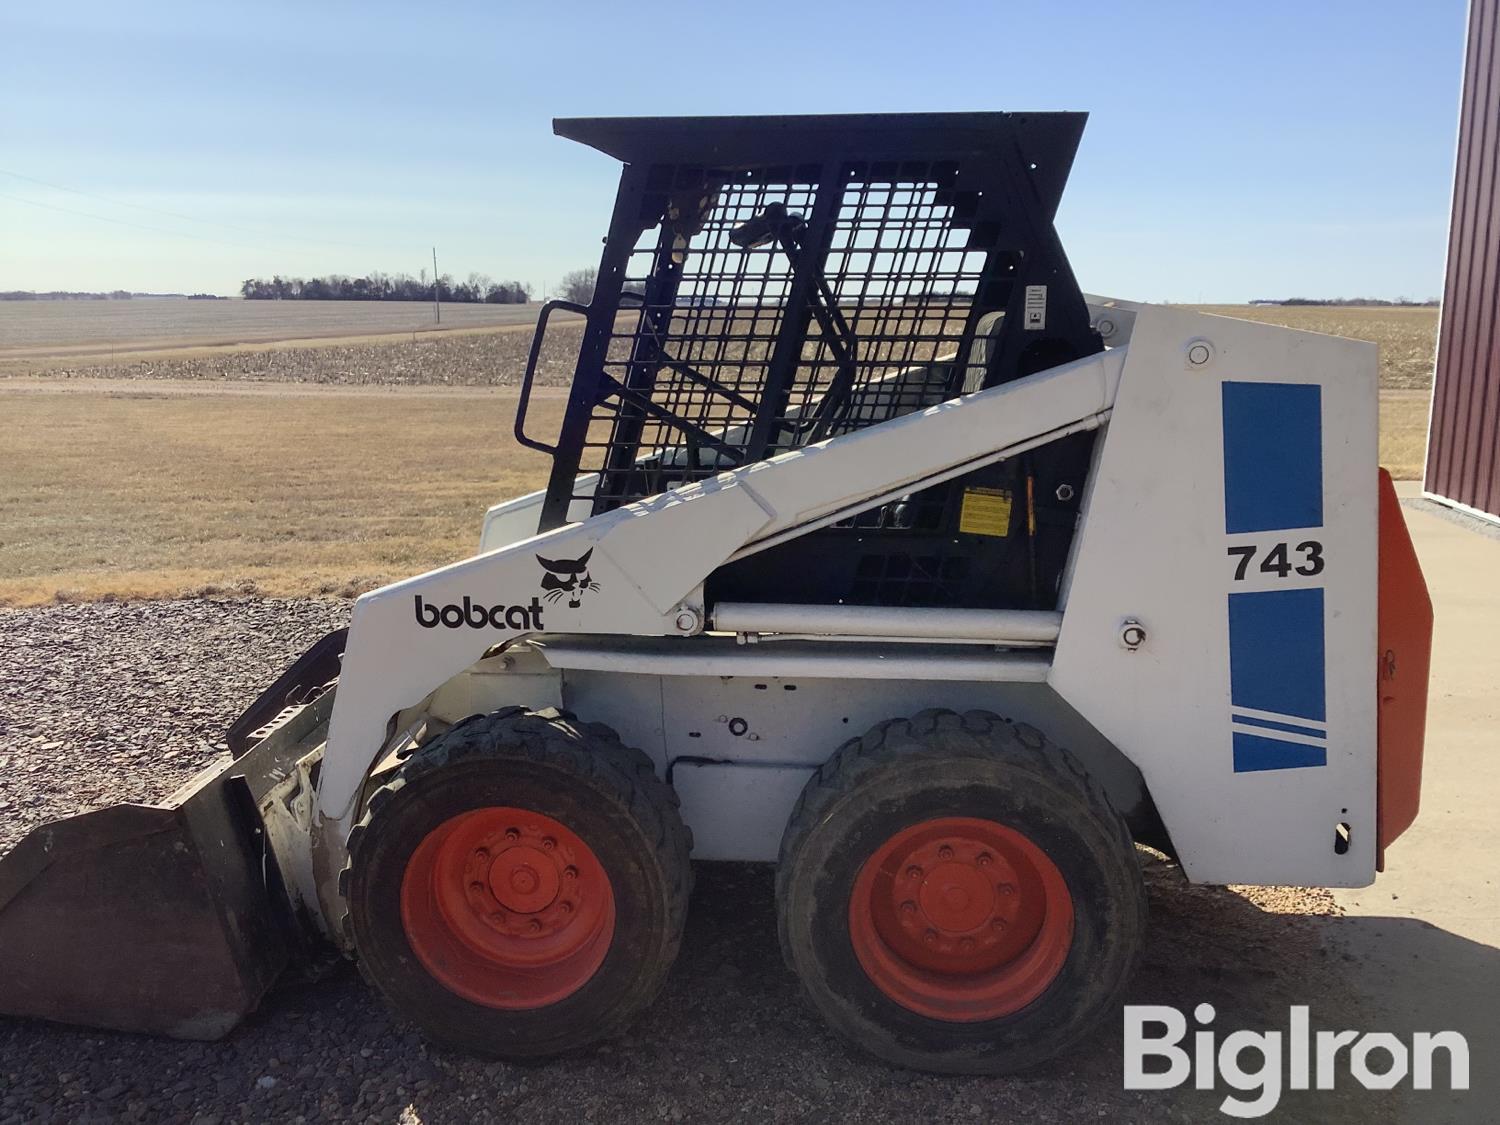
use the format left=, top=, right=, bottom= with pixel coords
left=0, top=299, right=540, bottom=361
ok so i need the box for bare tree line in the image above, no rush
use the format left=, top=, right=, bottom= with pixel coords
left=241, top=272, right=532, bottom=304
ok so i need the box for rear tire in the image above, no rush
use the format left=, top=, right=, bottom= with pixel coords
left=345, top=707, right=692, bottom=1058
left=777, top=709, right=1146, bottom=1074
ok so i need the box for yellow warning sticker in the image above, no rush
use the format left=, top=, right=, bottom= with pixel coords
left=959, top=487, right=1013, bottom=537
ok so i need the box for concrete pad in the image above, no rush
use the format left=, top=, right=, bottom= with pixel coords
left=1328, top=498, right=1500, bottom=1124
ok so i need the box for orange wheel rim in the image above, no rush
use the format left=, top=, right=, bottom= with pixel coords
left=400, top=806, right=615, bottom=1009
left=849, top=816, right=1073, bottom=1022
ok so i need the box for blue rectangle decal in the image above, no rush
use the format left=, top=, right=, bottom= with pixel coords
left=1232, top=731, right=1327, bottom=772
left=1228, top=588, right=1326, bottom=723
left=1222, top=382, right=1323, bottom=534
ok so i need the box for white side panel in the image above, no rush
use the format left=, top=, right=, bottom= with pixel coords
left=1050, top=306, right=1379, bottom=886
left=609, top=673, right=1148, bottom=862
left=672, top=763, right=814, bottom=861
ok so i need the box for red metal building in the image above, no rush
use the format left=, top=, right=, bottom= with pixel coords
left=1427, top=0, right=1500, bottom=522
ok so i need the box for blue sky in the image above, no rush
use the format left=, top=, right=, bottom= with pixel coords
left=1, top=1, right=1467, bottom=300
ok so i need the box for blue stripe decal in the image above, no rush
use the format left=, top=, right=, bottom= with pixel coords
left=1227, top=588, right=1327, bottom=772
left=1233, top=731, right=1328, bottom=772
left=1222, top=381, right=1323, bottom=534
left=1231, top=713, right=1327, bottom=739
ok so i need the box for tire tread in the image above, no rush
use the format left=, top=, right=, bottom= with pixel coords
left=340, top=706, right=692, bottom=1055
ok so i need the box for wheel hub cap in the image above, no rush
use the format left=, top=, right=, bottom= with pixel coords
left=849, top=815, right=1074, bottom=1022
left=487, top=844, right=560, bottom=914
left=400, top=806, right=615, bottom=1009
left=917, top=861, right=996, bottom=934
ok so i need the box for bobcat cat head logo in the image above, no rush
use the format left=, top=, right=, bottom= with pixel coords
left=536, top=549, right=601, bottom=609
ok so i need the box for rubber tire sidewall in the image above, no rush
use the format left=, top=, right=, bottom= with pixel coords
left=782, top=754, right=1143, bottom=1074
left=349, top=753, right=678, bottom=1058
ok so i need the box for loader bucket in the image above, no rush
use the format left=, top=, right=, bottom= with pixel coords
left=0, top=735, right=300, bottom=1038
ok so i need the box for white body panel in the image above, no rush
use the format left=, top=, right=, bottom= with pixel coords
left=301, top=304, right=1382, bottom=924
left=1050, top=307, right=1378, bottom=885
left=559, top=667, right=1146, bottom=863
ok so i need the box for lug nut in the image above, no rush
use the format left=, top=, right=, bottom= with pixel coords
left=937, top=845, right=954, bottom=860
left=923, top=930, right=938, bottom=947
left=906, top=865, right=923, bottom=880
left=469, top=882, right=485, bottom=896
left=564, top=866, right=579, bottom=881
left=900, top=900, right=917, bottom=916
left=960, top=937, right=975, bottom=952
left=560, top=901, right=574, bottom=915
left=976, top=852, right=993, bottom=867
left=992, top=918, right=1008, bottom=931
left=542, top=837, right=556, bottom=851
left=505, top=828, right=520, bottom=842
left=998, top=883, right=1016, bottom=896
left=528, top=919, right=542, bottom=934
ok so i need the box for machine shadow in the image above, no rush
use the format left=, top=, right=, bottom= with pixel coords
left=0, top=857, right=1491, bottom=1124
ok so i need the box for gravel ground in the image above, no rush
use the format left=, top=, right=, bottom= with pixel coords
left=0, top=600, right=1397, bottom=1124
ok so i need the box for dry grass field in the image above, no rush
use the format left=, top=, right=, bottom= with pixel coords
left=0, top=304, right=1437, bottom=605
left=1192, top=304, right=1439, bottom=389
left=0, top=385, right=564, bottom=606
left=1378, top=390, right=1432, bottom=480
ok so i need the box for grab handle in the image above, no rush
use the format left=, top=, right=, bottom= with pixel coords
left=515, top=298, right=589, bottom=455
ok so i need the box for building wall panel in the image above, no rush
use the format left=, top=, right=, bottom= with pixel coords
left=1428, top=0, right=1500, bottom=520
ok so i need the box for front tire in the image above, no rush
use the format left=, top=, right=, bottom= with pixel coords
left=777, top=709, right=1146, bottom=1074
left=345, top=707, right=692, bottom=1058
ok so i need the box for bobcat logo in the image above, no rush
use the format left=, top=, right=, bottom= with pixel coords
left=537, top=549, right=601, bottom=609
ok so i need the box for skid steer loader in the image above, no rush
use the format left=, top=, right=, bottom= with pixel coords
left=0, top=112, right=1434, bottom=1073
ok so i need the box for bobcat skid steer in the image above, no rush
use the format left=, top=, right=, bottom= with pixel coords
left=0, top=112, right=1434, bottom=1073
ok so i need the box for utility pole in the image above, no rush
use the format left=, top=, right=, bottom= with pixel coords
left=432, top=247, right=441, bottom=324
